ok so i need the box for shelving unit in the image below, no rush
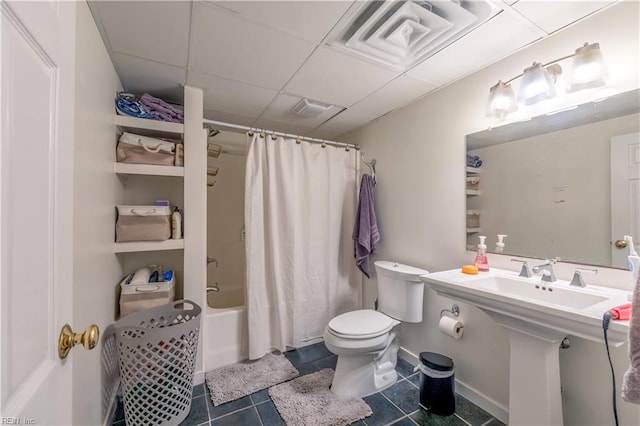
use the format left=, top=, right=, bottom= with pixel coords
left=113, top=113, right=186, bottom=303
left=115, top=162, right=184, bottom=177
left=114, top=239, right=184, bottom=253
left=466, top=189, right=481, bottom=196
left=466, top=227, right=482, bottom=233
left=466, top=166, right=481, bottom=174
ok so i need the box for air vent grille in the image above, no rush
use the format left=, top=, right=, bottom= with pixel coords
left=291, top=98, right=334, bottom=117
left=328, top=0, right=499, bottom=71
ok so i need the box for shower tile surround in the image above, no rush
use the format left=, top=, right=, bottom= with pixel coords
left=111, top=342, right=503, bottom=426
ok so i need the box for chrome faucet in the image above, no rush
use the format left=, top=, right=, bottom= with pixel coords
left=532, top=258, right=560, bottom=282
left=511, top=259, right=532, bottom=278
left=569, top=267, right=598, bottom=287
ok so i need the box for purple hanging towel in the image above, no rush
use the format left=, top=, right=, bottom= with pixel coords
left=353, top=174, right=380, bottom=278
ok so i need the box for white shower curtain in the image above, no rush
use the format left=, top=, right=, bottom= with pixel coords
left=244, top=133, right=361, bottom=360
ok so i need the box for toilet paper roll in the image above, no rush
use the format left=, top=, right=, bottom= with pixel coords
left=439, top=315, right=464, bottom=339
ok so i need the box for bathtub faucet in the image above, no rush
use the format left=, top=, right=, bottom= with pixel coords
left=207, top=257, right=218, bottom=267
left=207, top=283, right=220, bottom=293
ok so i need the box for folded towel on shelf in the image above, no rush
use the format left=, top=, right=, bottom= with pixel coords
left=622, top=274, right=640, bottom=404
left=115, top=96, right=155, bottom=119
left=352, top=174, right=380, bottom=278
left=467, top=154, right=482, bottom=168
left=140, top=93, right=184, bottom=123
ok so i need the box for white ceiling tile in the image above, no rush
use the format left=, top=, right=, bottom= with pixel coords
left=92, top=1, right=190, bottom=67
left=285, top=46, right=399, bottom=107
left=408, top=11, right=542, bottom=85
left=309, top=128, right=344, bottom=140
left=512, top=1, right=614, bottom=34
left=350, top=75, right=438, bottom=117
left=188, top=71, right=278, bottom=118
left=112, top=53, right=185, bottom=103
left=252, top=119, right=315, bottom=138
left=211, top=1, right=354, bottom=44
left=203, top=109, right=256, bottom=127
left=259, top=93, right=344, bottom=127
left=315, top=108, right=379, bottom=134
left=190, top=3, right=316, bottom=90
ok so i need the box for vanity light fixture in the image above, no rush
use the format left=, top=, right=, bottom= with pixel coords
left=486, top=42, right=607, bottom=118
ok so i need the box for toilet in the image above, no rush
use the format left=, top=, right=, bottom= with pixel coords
left=323, top=260, right=429, bottom=398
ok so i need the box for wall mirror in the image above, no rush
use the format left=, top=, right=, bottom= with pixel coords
left=466, top=88, right=640, bottom=268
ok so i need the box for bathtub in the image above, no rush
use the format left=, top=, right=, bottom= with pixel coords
left=204, top=286, right=248, bottom=370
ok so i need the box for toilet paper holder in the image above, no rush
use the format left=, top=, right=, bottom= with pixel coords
left=440, top=304, right=460, bottom=318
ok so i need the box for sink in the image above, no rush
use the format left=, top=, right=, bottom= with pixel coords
left=421, top=268, right=630, bottom=426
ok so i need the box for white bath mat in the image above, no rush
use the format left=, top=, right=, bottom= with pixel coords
left=269, top=369, right=372, bottom=426
left=205, top=353, right=299, bottom=406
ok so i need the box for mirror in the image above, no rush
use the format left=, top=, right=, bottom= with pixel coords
left=466, top=89, right=640, bottom=268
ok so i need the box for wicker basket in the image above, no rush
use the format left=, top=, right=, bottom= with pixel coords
left=114, top=300, right=201, bottom=426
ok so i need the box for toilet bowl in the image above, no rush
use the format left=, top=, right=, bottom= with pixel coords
left=324, top=261, right=429, bottom=398
left=323, top=309, right=401, bottom=397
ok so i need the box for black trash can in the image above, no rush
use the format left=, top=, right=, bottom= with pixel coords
left=418, top=352, right=455, bottom=415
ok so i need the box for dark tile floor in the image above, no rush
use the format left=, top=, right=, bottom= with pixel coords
left=112, top=342, right=505, bottom=426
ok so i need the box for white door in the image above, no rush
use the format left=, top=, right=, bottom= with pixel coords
left=1, top=1, right=76, bottom=423
left=611, top=132, right=640, bottom=268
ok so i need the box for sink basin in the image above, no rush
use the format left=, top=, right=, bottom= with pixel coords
left=422, top=268, right=629, bottom=344
left=476, top=275, right=608, bottom=309
left=421, top=268, right=631, bottom=426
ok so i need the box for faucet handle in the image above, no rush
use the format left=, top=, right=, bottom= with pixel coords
left=570, top=267, right=597, bottom=288
left=511, top=259, right=532, bottom=278
left=545, top=257, right=561, bottom=265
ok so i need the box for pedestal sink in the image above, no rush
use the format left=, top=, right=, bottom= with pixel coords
left=421, top=268, right=630, bottom=426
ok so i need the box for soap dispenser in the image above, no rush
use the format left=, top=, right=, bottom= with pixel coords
left=475, top=235, right=489, bottom=272
left=624, top=235, right=639, bottom=288
left=495, top=235, right=507, bottom=253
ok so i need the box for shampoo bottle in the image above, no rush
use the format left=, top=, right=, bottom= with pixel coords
left=624, top=235, right=640, bottom=288
left=172, top=207, right=182, bottom=239
left=475, top=235, right=489, bottom=272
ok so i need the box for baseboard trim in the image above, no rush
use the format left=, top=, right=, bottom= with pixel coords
left=398, top=346, right=508, bottom=424
left=194, top=370, right=205, bottom=385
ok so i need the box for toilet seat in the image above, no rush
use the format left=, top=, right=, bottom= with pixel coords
left=328, top=309, right=396, bottom=339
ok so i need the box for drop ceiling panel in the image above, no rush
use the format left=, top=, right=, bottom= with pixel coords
left=285, top=46, right=399, bottom=107
left=191, top=3, right=316, bottom=90
left=259, top=93, right=344, bottom=127
left=314, top=108, right=379, bottom=135
left=91, top=1, right=191, bottom=67
left=188, top=71, right=278, bottom=117
left=512, top=1, right=614, bottom=34
left=408, top=12, right=542, bottom=85
left=112, top=53, right=186, bottom=103
left=203, top=109, right=256, bottom=127
left=351, top=75, right=438, bottom=117
left=210, top=1, right=355, bottom=44
left=252, top=119, right=316, bottom=137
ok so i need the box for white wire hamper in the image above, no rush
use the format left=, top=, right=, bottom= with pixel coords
left=114, top=300, right=202, bottom=426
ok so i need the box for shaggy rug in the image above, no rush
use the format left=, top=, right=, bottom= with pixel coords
left=269, top=369, right=372, bottom=426
left=205, top=353, right=299, bottom=406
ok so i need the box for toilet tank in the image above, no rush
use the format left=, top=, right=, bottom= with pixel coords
left=374, top=261, right=429, bottom=323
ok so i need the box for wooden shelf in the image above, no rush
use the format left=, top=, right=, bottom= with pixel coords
left=115, top=115, right=183, bottom=138
left=466, top=167, right=482, bottom=174
left=466, top=228, right=482, bottom=233
left=114, top=239, right=184, bottom=253
left=115, top=163, right=184, bottom=177
left=466, top=189, right=481, bottom=196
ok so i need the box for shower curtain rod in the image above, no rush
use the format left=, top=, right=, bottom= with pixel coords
left=202, top=118, right=360, bottom=150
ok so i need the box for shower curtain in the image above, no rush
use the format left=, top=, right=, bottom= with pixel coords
left=244, top=133, right=361, bottom=360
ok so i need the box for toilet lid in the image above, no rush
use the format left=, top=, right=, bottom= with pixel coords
left=328, top=310, right=395, bottom=338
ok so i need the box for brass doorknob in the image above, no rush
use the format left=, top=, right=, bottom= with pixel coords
left=58, top=324, right=99, bottom=360
left=615, top=239, right=628, bottom=249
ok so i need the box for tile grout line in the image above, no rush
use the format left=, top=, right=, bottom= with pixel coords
left=454, top=412, right=473, bottom=426
left=379, top=390, right=414, bottom=425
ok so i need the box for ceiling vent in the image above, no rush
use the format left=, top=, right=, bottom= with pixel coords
left=327, top=0, right=500, bottom=71
left=291, top=98, right=334, bottom=118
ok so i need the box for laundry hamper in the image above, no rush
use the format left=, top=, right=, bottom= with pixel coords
left=114, top=300, right=201, bottom=426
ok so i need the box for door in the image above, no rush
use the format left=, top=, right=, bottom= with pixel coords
left=1, top=1, right=76, bottom=423
left=611, top=132, right=640, bottom=268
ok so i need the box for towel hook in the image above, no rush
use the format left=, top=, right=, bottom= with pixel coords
left=361, top=154, right=377, bottom=182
